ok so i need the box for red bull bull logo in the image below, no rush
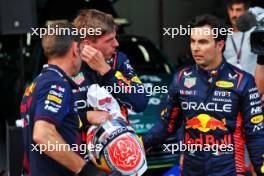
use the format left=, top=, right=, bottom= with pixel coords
left=186, top=114, right=227, bottom=132
left=185, top=114, right=232, bottom=150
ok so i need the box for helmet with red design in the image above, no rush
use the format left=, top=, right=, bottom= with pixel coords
left=86, top=118, right=147, bottom=176
left=85, top=84, right=147, bottom=175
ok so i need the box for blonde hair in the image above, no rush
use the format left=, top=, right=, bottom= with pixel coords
left=73, top=9, right=117, bottom=40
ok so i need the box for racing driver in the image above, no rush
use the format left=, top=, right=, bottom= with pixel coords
left=72, top=9, right=149, bottom=121
left=143, top=14, right=264, bottom=175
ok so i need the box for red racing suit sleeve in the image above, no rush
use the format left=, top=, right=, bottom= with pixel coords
left=240, top=75, right=264, bottom=175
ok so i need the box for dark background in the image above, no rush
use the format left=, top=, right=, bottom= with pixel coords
left=0, top=0, right=264, bottom=174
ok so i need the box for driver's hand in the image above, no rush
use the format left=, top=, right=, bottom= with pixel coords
left=86, top=111, right=112, bottom=125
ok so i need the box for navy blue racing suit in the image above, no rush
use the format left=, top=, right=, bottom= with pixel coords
left=21, top=64, right=81, bottom=176
left=73, top=51, right=149, bottom=126
left=143, top=59, right=264, bottom=175
left=72, top=51, right=149, bottom=175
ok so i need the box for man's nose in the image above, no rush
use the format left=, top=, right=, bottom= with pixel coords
left=192, top=43, right=200, bottom=51
left=231, top=11, right=238, bottom=18
left=112, top=38, right=119, bottom=47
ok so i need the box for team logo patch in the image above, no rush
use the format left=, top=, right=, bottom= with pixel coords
left=228, top=73, right=238, bottom=80
left=115, top=71, right=130, bottom=85
left=215, top=81, right=234, bottom=88
left=106, top=134, right=142, bottom=172
left=24, top=83, right=36, bottom=96
left=184, top=77, right=196, bottom=88
left=72, top=72, right=85, bottom=85
left=131, top=76, right=142, bottom=84
left=183, top=71, right=192, bottom=77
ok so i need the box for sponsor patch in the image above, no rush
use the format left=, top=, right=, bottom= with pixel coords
left=249, top=87, right=258, bottom=93
left=51, top=85, right=65, bottom=92
left=228, top=73, right=238, bottom=80
left=72, top=72, right=85, bottom=85
left=215, top=81, right=234, bottom=88
left=249, top=92, right=260, bottom=100
left=184, top=77, right=196, bottom=88
left=183, top=71, right=192, bottom=77
left=44, top=105, right=59, bottom=113
left=180, top=90, right=196, bottom=96
left=250, top=100, right=262, bottom=106
left=251, top=115, right=264, bottom=124
left=253, top=122, right=264, bottom=132
left=251, top=106, right=262, bottom=115
left=214, top=91, right=231, bottom=97
left=47, top=94, right=62, bottom=104
left=49, top=90, right=63, bottom=98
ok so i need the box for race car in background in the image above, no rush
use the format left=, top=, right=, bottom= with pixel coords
left=116, top=35, right=180, bottom=170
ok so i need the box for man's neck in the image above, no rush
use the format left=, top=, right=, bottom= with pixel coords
left=232, top=25, right=240, bottom=32
left=200, top=55, right=223, bottom=71
left=48, top=58, right=74, bottom=77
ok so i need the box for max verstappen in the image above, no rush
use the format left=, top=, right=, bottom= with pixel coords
left=143, top=14, right=264, bottom=175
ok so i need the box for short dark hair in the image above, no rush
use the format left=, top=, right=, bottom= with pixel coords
left=189, top=14, right=227, bottom=42
left=226, top=0, right=251, bottom=9
left=42, top=22, right=81, bottom=59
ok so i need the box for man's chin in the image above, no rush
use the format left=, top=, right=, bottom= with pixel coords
left=106, top=53, right=115, bottom=59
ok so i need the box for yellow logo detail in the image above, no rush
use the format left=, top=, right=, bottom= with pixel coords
left=78, top=116, right=83, bottom=128
left=160, top=108, right=167, bottom=117
left=215, top=81, right=234, bottom=88
left=47, top=94, right=62, bottom=104
left=131, top=76, right=142, bottom=84
left=261, top=163, right=264, bottom=173
left=186, top=114, right=227, bottom=132
left=196, top=114, right=211, bottom=132
left=115, top=71, right=130, bottom=85
left=251, top=115, right=264, bottom=124
left=24, top=83, right=36, bottom=96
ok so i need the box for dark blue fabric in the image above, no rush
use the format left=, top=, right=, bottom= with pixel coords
left=21, top=64, right=81, bottom=176
left=143, top=59, right=264, bottom=175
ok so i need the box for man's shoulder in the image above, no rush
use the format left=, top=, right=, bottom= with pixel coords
left=224, top=62, right=255, bottom=90
left=173, top=65, right=195, bottom=78
left=116, top=50, right=128, bottom=60
left=34, top=72, right=70, bottom=92
left=225, top=62, right=254, bottom=80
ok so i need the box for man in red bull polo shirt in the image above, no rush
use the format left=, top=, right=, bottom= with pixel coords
left=143, top=14, right=264, bottom=175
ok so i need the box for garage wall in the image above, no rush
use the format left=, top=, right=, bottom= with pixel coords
left=114, top=0, right=226, bottom=65
left=113, top=0, right=160, bottom=45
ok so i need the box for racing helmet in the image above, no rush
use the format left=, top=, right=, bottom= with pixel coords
left=86, top=118, right=147, bottom=176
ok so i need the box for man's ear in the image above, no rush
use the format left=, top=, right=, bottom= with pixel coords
left=217, top=40, right=225, bottom=52
left=72, top=42, right=79, bottom=57
left=81, top=39, right=92, bottom=46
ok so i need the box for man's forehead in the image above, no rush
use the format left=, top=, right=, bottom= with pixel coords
left=229, top=3, right=246, bottom=10
left=190, top=26, right=214, bottom=40
left=103, top=31, right=116, bottom=39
